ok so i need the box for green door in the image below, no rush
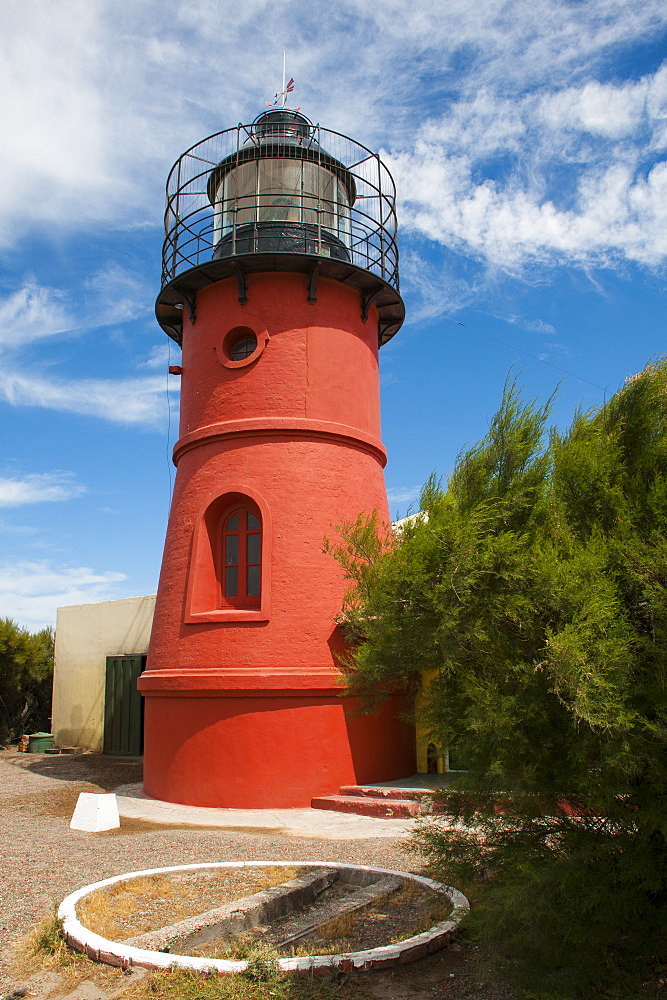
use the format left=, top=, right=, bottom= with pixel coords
left=104, top=655, right=145, bottom=756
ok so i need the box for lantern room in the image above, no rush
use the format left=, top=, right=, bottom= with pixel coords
left=155, top=109, right=404, bottom=346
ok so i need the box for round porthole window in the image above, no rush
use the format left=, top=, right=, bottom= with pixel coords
left=217, top=324, right=269, bottom=369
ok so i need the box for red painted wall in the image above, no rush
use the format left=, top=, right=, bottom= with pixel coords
left=140, top=271, right=415, bottom=806
left=142, top=691, right=415, bottom=809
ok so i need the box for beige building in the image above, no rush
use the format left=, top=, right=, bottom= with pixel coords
left=52, top=595, right=155, bottom=753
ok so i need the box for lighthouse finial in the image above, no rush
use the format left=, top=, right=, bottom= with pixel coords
left=266, top=51, right=297, bottom=108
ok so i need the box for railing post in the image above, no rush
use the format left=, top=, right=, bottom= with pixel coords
left=376, top=154, right=386, bottom=281
left=168, top=157, right=183, bottom=281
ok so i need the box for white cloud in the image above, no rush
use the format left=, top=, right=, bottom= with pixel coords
left=0, top=284, right=75, bottom=348
left=391, top=58, right=667, bottom=273
left=0, top=0, right=666, bottom=303
left=140, top=344, right=172, bottom=369
left=507, top=316, right=556, bottom=335
left=0, top=371, right=171, bottom=428
left=540, top=79, right=646, bottom=140
left=537, top=343, right=572, bottom=361
left=538, top=67, right=667, bottom=147
left=0, top=521, right=38, bottom=537
left=0, top=0, right=666, bottom=243
left=0, top=472, right=86, bottom=507
left=0, top=273, right=163, bottom=428
left=0, top=268, right=152, bottom=353
left=387, top=485, right=421, bottom=505
left=84, top=266, right=152, bottom=326
left=0, top=2, right=127, bottom=240
left=0, top=560, right=127, bottom=629
left=400, top=250, right=482, bottom=324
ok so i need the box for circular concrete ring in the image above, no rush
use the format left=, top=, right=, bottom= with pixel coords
left=58, top=861, right=470, bottom=975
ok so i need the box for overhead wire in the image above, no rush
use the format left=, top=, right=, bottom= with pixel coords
left=438, top=313, right=609, bottom=395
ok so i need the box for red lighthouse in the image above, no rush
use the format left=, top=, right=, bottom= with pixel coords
left=139, top=107, right=415, bottom=807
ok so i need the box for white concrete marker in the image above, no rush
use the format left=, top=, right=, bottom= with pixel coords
left=70, top=792, right=120, bottom=832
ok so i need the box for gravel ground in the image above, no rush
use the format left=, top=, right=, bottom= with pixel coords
left=0, top=749, right=517, bottom=999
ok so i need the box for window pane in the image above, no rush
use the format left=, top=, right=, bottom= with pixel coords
left=225, top=534, right=238, bottom=566
left=301, top=164, right=349, bottom=237
left=231, top=335, right=257, bottom=361
left=220, top=162, right=258, bottom=228
left=257, top=194, right=299, bottom=223
left=259, top=159, right=302, bottom=196
left=257, top=159, right=302, bottom=223
left=225, top=566, right=238, bottom=596
left=246, top=565, right=260, bottom=596
left=222, top=162, right=256, bottom=201
left=247, top=533, right=260, bottom=564
left=220, top=505, right=262, bottom=608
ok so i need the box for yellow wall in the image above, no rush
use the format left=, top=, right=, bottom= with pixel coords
left=415, top=668, right=446, bottom=773
left=52, top=595, right=156, bottom=751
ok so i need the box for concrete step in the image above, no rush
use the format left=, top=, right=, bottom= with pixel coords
left=338, top=784, right=433, bottom=801
left=310, top=793, right=422, bottom=818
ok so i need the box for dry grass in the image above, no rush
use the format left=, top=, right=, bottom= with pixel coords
left=76, top=869, right=454, bottom=963
left=13, top=925, right=364, bottom=1000
left=317, top=911, right=356, bottom=942
left=386, top=878, right=421, bottom=906
left=427, top=890, right=454, bottom=924
left=17, top=912, right=76, bottom=970
left=387, top=887, right=454, bottom=943
left=188, top=909, right=360, bottom=961
left=11, top=879, right=454, bottom=1000
left=12, top=911, right=132, bottom=998
left=284, top=912, right=360, bottom=957
left=378, top=878, right=452, bottom=921
left=310, top=880, right=454, bottom=952
left=194, top=933, right=261, bottom=960
left=77, top=874, right=176, bottom=939
left=76, top=866, right=302, bottom=941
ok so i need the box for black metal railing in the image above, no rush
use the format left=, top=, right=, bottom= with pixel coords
left=160, top=121, right=400, bottom=294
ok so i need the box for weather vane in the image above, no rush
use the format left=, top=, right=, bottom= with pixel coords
left=266, top=51, right=299, bottom=109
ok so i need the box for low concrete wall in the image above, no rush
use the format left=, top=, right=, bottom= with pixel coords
left=59, top=862, right=470, bottom=975
left=52, top=595, right=156, bottom=752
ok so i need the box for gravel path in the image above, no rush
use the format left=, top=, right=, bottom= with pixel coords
left=0, top=750, right=516, bottom=999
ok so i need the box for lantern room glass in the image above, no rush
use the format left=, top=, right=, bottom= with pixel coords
left=213, top=158, right=351, bottom=247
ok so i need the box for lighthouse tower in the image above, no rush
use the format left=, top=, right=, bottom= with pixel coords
left=139, top=107, right=415, bottom=807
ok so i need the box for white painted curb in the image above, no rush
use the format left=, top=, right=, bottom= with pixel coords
left=70, top=793, right=120, bottom=832
left=57, top=861, right=470, bottom=975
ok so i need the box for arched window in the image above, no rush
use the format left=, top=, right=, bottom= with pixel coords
left=219, top=507, right=262, bottom=608
left=186, top=490, right=270, bottom=622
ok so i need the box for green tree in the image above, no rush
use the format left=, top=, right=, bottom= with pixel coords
left=0, top=618, right=54, bottom=743
left=330, top=363, right=667, bottom=997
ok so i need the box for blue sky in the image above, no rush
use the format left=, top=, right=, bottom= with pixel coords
left=2, top=0, right=667, bottom=628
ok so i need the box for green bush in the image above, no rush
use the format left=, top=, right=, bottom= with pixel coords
left=0, top=618, right=54, bottom=743
left=330, top=362, right=667, bottom=996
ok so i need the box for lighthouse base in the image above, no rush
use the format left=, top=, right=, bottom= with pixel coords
left=139, top=669, right=415, bottom=809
